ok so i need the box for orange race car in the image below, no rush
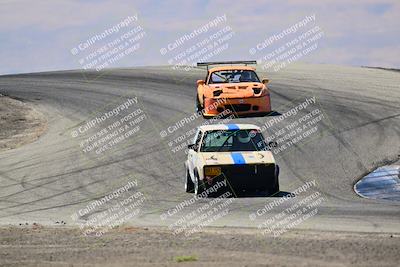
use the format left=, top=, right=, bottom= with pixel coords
left=196, top=61, right=271, bottom=118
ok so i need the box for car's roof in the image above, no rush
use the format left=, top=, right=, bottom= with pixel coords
left=209, top=66, right=256, bottom=72
left=199, top=124, right=261, bottom=132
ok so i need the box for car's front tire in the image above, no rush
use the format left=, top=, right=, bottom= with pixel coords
left=270, top=165, right=280, bottom=195
left=185, top=169, right=194, bottom=193
left=194, top=173, right=206, bottom=196
left=195, top=95, right=203, bottom=113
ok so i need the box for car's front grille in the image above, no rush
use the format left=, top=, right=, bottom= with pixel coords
left=225, top=104, right=251, bottom=112
left=216, top=164, right=276, bottom=191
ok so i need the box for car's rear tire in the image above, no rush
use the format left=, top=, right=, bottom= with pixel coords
left=185, top=169, right=194, bottom=193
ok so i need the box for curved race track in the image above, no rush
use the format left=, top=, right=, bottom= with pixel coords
left=0, top=63, right=399, bottom=233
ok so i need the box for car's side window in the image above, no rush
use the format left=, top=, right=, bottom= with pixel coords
left=192, top=129, right=199, bottom=145
left=194, top=130, right=203, bottom=150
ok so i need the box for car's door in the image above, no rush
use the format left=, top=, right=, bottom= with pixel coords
left=188, top=129, right=203, bottom=178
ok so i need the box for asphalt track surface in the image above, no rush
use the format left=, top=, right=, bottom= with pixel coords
left=0, top=63, right=399, bottom=233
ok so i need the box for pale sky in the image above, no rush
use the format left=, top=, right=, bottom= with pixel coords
left=0, top=0, right=399, bottom=75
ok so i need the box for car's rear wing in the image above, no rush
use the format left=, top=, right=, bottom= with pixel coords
left=197, top=61, right=257, bottom=70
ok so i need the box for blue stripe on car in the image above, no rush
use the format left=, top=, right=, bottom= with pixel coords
left=227, top=124, right=240, bottom=130
left=231, top=152, right=246, bottom=164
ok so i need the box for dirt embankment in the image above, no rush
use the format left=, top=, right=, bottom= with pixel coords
left=0, top=226, right=399, bottom=267
left=0, top=94, right=47, bottom=151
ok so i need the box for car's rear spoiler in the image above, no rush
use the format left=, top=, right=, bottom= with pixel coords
left=197, top=61, right=257, bottom=70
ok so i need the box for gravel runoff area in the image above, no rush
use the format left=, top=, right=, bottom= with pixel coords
left=0, top=226, right=399, bottom=267
left=0, top=94, right=47, bottom=151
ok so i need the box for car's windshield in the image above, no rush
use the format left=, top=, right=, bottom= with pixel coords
left=209, top=70, right=260, bottom=84
left=200, top=129, right=267, bottom=152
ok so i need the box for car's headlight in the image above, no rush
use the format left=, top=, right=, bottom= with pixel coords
left=204, top=166, right=221, bottom=176
left=252, top=87, right=261, bottom=94
left=213, top=90, right=223, bottom=97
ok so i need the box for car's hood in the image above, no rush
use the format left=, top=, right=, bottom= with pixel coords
left=198, top=151, right=275, bottom=166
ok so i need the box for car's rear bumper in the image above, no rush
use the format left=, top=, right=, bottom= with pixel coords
left=203, top=95, right=271, bottom=117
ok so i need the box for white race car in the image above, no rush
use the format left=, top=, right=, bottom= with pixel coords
left=185, top=124, right=279, bottom=196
